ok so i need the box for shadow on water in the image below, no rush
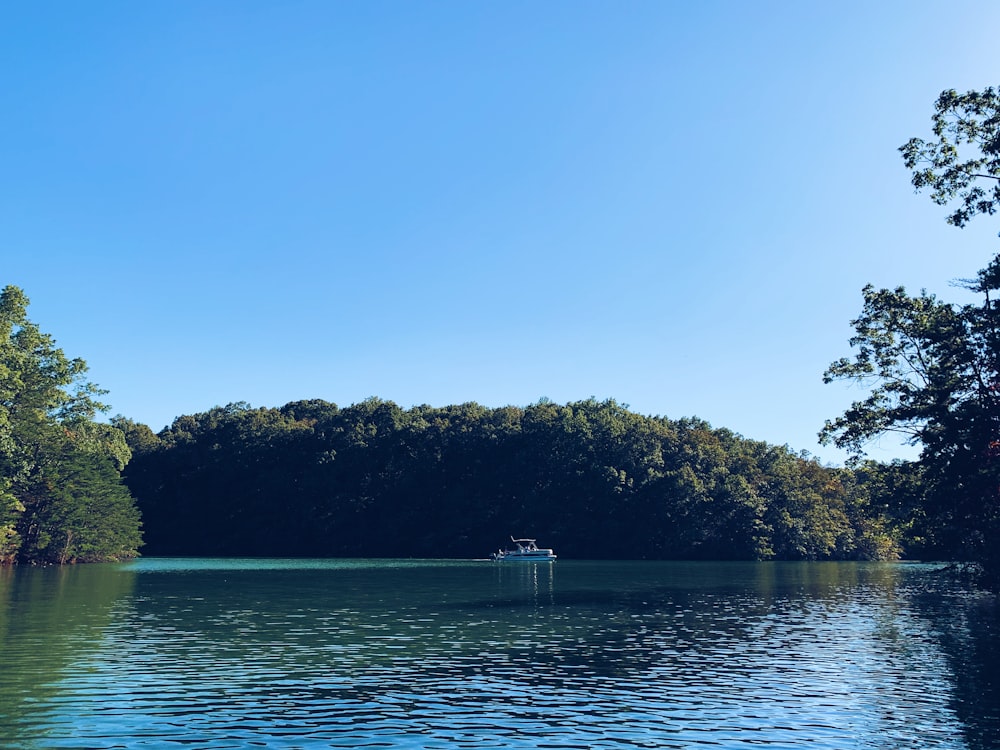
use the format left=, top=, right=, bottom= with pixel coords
left=903, top=574, right=1000, bottom=750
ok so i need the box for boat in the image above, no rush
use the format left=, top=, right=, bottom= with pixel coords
left=490, top=537, right=556, bottom=562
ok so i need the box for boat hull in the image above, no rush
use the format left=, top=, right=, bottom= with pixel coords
left=491, top=552, right=556, bottom=562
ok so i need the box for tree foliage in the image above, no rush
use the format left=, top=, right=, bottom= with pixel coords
left=825, top=87, right=1000, bottom=586
left=900, top=86, right=1000, bottom=227
left=123, top=398, right=897, bottom=561
left=821, top=285, right=972, bottom=453
left=0, top=285, right=142, bottom=563
left=820, top=277, right=1000, bottom=570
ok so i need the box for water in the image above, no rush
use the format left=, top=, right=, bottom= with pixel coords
left=1, top=559, right=998, bottom=749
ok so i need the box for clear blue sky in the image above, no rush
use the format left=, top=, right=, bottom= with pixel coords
left=3, top=1, right=998, bottom=464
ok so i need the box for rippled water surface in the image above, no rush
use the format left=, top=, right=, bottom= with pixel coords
left=1, top=559, right=998, bottom=749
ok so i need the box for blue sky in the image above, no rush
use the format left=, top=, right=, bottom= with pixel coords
left=3, top=1, right=998, bottom=464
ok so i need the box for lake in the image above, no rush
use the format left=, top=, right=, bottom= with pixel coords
left=1, top=559, right=998, bottom=749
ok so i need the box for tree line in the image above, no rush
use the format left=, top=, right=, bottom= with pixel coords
left=117, top=398, right=901, bottom=561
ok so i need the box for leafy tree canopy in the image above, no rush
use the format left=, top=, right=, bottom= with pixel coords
left=0, top=285, right=141, bottom=564
left=900, top=86, right=1000, bottom=228
left=826, top=87, right=1000, bottom=586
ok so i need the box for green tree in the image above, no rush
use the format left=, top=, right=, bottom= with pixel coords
left=824, top=87, right=1000, bottom=585
left=19, top=442, right=142, bottom=563
left=0, top=285, right=142, bottom=563
left=900, top=87, right=1000, bottom=228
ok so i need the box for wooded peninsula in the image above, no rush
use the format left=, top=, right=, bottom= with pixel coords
left=117, top=398, right=903, bottom=561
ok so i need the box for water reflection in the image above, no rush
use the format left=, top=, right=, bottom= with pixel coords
left=0, top=560, right=996, bottom=749
left=491, top=560, right=555, bottom=609
left=0, top=564, right=136, bottom=749
left=905, top=578, right=1000, bottom=750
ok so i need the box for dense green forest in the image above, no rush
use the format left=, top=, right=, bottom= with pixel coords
left=118, top=398, right=901, bottom=561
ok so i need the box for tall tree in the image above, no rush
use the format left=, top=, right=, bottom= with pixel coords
left=0, top=285, right=142, bottom=563
left=824, top=87, right=1000, bottom=585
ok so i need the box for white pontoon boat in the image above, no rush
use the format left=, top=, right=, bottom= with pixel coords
left=490, top=537, right=556, bottom=562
